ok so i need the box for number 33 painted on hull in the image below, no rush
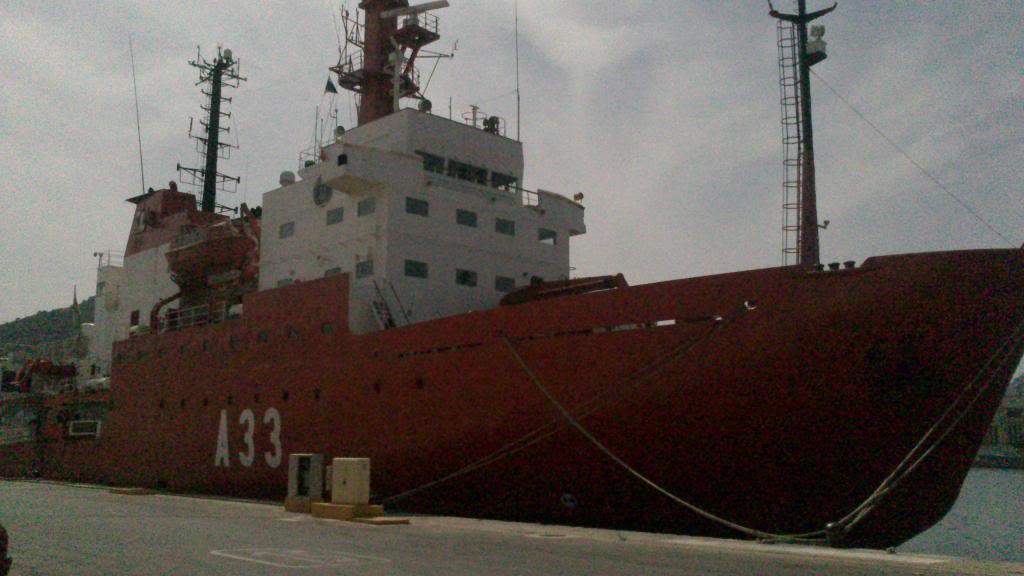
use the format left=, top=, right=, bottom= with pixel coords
left=214, top=408, right=281, bottom=468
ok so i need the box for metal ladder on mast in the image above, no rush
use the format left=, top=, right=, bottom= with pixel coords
left=777, top=20, right=803, bottom=266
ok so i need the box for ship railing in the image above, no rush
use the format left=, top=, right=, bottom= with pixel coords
left=94, top=250, right=124, bottom=268
left=331, top=53, right=367, bottom=95
left=170, top=305, right=211, bottom=332
left=159, top=303, right=232, bottom=334
left=518, top=187, right=541, bottom=207
left=400, top=11, right=439, bottom=38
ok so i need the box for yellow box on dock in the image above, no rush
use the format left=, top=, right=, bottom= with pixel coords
left=284, top=496, right=322, bottom=513
left=311, top=502, right=384, bottom=521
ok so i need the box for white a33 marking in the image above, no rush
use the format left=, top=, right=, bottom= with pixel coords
left=215, top=407, right=282, bottom=468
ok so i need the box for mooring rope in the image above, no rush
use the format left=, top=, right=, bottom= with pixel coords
left=829, top=315, right=1024, bottom=536
left=383, top=294, right=1024, bottom=547
left=501, top=335, right=829, bottom=543
left=502, top=311, right=1024, bottom=544
left=382, top=304, right=752, bottom=505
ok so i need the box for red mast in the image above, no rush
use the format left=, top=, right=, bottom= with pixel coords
left=334, top=1, right=446, bottom=126
left=359, top=1, right=406, bottom=125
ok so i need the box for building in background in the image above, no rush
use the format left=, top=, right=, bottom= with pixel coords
left=978, top=374, right=1024, bottom=468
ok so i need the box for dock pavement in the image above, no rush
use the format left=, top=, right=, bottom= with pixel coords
left=0, top=480, right=1020, bottom=576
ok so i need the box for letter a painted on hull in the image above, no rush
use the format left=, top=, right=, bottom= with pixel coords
left=215, top=410, right=230, bottom=467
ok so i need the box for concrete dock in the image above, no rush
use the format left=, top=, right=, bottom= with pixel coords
left=0, top=480, right=1019, bottom=575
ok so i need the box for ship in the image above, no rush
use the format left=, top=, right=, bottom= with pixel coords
left=2, top=0, right=1023, bottom=549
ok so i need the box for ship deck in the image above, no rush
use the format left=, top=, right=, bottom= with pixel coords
left=1, top=480, right=1017, bottom=576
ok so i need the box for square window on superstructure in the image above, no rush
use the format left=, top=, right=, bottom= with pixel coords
left=538, top=228, right=558, bottom=245
left=405, top=259, right=429, bottom=279
left=492, top=172, right=517, bottom=190
left=326, top=207, right=344, bottom=225
left=455, top=269, right=478, bottom=287
left=416, top=150, right=445, bottom=174
left=358, top=198, right=376, bottom=217
left=279, top=221, right=295, bottom=238
left=356, top=259, right=374, bottom=278
left=406, top=197, right=429, bottom=217
left=495, top=276, right=516, bottom=293
left=496, top=218, right=516, bottom=236
left=456, top=209, right=477, bottom=227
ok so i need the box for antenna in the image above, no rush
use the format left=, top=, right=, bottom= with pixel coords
left=514, top=0, right=521, bottom=141
left=177, top=46, right=247, bottom=213
left=128, top=36, right=146, bottom=196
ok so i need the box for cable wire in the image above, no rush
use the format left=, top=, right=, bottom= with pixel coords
left=811, top=70, right=1014, bottom=247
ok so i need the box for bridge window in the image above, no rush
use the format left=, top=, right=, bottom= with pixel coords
left=326, top=207, right=344, bottom=225
left=492, top=172, right=517, bottom=190
left=406, top=197, right=429, bottom=217
left=495, top=218, right=516, bottom=236
left=416, top=150, right=445, bottom=174
left=324, top=267, right=342, bottom=277
left=279, top=221, right=295, bottom=238
left=357, top=198, right=375, bottom=217
left=538, top=228, right=557, bottom=245
left=455, top=269, right=478, bottom=287
left=495, top=276, right=516, bottom=293
left=456, top=209, right=477, bottom=227
left=405, top=260, right=429, bottom=279
left=448, top=160, right=487, bottom=185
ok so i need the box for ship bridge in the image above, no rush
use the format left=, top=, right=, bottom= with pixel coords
left=259, top=108, right=586, bottom=334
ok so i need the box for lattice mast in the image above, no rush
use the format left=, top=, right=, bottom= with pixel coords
left=770, top=1, right=835, bottom=267
left=177, top=47, right=247, bottom=213
left=333, top=1, right=448, bottom=126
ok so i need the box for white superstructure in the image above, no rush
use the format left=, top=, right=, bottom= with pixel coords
left=259, top=109, right=586, bottom=333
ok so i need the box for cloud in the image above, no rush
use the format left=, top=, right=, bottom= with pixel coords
left=1, top=1, right=1022, bottom=322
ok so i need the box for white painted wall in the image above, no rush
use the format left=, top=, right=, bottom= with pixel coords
left=257, top=109, right=586, bottom=334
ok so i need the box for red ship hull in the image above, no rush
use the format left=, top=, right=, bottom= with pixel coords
left=4, top=248, right=1023, bottom=548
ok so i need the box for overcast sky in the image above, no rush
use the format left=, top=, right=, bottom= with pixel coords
left=1, top=0, right=1022, bottom=324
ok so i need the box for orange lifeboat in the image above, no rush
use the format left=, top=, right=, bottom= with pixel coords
left=165, top=221, right=255, bottom=289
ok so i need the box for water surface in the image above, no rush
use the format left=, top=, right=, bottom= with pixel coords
left=899, top=467, right=1024, bottom=562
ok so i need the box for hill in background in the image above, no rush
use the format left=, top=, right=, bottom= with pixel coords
left=0, top=296, right=96, bottom=365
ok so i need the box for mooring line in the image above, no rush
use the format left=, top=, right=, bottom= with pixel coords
left=501, top=335, right=829, bottom=543
left=382, top=310, right=741, bottom=505
left=831, top=315, right=1024, bottom=535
